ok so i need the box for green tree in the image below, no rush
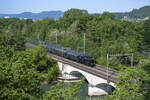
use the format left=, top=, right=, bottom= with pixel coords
left=0, top=34, right=59, bottom=100
left=101, top=12, right=115, bottom=20
left=42, top=78, right=84, bottom=100
left=64, top=8, right=88, bottom=19
left=105, top=67, right=150, bottom=100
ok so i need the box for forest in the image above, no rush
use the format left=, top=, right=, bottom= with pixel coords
left=0, top=8, right=150, bottom=100
left=114, top=6, right=150, bottom=19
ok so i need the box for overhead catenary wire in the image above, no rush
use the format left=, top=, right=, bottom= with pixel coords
left=106, top=53, right=134, bottom=83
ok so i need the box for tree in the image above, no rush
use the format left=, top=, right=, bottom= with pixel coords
left=140, top=58, right=150, bottom=75
left=0, top=35, right=59, bottom=99
left=142, top=18, right=150, bottom=51
left=105, top=67, right=150, bottom=100
left=64, top=8, right=88, bottom=19
left=42, top=78, right=84, bottom=100
left=101, top=12, right=115, bottom=20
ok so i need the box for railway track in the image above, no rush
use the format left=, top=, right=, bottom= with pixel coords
left=95, top=65, right=119, bottom=76
left=48, top=53, right=118, bottom=83
left=26, top=43, right=119, bottom=83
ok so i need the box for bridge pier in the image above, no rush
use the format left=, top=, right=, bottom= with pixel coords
left=58, top=71, right=81, bottom=82
left=88, top=85, right=108, bottom=96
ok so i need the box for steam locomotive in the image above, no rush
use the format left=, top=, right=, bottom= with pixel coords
left=32, top=41, right=95, bottom=67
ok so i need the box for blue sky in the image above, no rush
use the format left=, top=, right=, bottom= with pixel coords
left=0, top=0, right=150, bottom=14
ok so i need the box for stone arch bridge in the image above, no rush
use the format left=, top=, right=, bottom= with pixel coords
left=26, top=43, right=119, bottom=96
left=48, top=53, right=118, bottom=96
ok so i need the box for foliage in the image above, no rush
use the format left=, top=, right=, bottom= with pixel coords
left=63, top=8, right=88, bottom=19
left=140, top=58, right=150, bottom=75
left=42, top=78, right=84, bottom=100
left=105, top=67, right=150, bottom=100
left=142, top=18, right=150, bottom=51
left=0, top=9, right=149, bottom=71
left=114, top=6, right=150, bottom=19
left=1, top=8, right=150, bottom=100
left=0, top=34, right=59, bottom=100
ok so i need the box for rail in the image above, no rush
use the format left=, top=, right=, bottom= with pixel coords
left=25, top=43, right=118, bottom=83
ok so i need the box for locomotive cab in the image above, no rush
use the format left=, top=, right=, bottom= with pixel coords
left=78, top=53, right=95, bottom=67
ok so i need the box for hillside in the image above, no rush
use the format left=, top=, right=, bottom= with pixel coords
left=0, top=5, right=150, bottom=20
left=114, top=6, right=150, bottom=20
left=0, top=11, right=63, bottom=20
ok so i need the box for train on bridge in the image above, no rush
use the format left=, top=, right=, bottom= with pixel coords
left=31, top=41, right=96, bottom=67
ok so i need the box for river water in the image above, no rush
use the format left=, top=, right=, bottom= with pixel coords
left=41, top=81, right=105, bottom=100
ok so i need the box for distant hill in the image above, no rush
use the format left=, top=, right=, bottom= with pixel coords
left=0, top=11, right=64, bottom=20
left=114, top=6, right=150, bottom=20
left=1, top=5, right=150, bottom=20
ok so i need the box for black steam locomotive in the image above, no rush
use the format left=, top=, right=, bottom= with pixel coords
left=32, top=41, right=95, bottom=67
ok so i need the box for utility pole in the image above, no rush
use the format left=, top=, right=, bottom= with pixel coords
left=77, top=33, right=86, bottom=54
left=107, top=54, right=109, bottom=83
left=37, top=32, right=41, bottom=44
left=38, top=32, right=39, bottom=41
left=56, top=32, right=58, bottom=46
left=131, top=53, right=133, bottom=67
left=83, top=33, right=85, bottom=54
left=61, top=47, right=64, bottom=57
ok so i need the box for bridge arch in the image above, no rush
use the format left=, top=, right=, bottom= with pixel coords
left=58, top=62, right=117, bottom=96
left=95, top=83, right=115, bottom=94
left=69, top=71, right=90, bottom=84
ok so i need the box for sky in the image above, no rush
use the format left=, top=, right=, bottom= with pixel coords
left=0, top=0, right=150, bottom=14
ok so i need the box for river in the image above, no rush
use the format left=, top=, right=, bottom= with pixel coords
left=41, top=81, right=105, bottom=100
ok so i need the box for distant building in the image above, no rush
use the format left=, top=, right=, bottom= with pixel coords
left=4, top=16, right=10, bottom=19
left=143, top=17, right=149, bottom=20
left=136, top=17, right=149, bottom=22
left=23, top=18, right=28, bottom=20
left=122, top=16, right=128, bottom=20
